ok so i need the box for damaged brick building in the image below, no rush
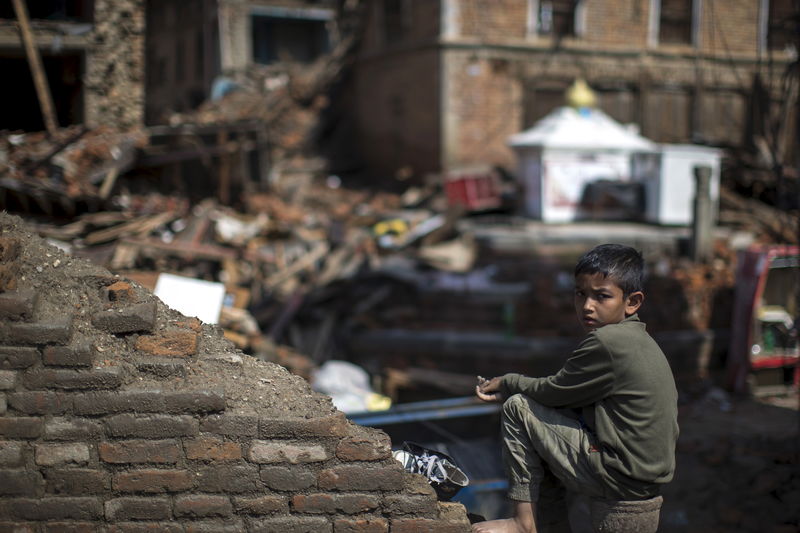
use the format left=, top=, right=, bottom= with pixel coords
left=348, top=0, right=798, bottom=179
left=0, top=213, right=473, bottom=530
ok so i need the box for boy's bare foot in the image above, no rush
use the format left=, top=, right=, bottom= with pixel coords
left=471, top=517, right=534, bottom=533
left=471, top=501, right=537, bottom=533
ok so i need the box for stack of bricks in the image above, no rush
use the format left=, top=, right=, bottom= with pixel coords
left=0, top=217, right=471, bottom=532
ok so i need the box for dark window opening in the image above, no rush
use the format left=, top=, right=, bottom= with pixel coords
left=538, top=0, right=576, bottom=37
left=383, top=0, right=407, bottom=44
left=768, top=0, right=797, bottom=51
left=659, top=0, right=693, bottom=45
left=0, top=0, right=93, bottom=22
left=252, top=15, right=330, bottom=64
left=0, top=53, right=84, bottom=132
left=523, top=83, right=570, bottom=127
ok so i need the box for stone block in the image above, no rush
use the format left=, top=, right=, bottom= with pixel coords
left=248, top=517, right=332, bottom=533
left=92, top=302, right=157, bottom=334
left=249, top=441, right=329, bottom=464
left=133, top=358, right=187, bottom=378
left=383, top=495, right=438, bottom=516
left=105, top=523, right=184, bottom=533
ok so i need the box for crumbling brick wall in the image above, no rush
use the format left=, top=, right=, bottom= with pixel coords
left=0, top=213, right=470, bottom=532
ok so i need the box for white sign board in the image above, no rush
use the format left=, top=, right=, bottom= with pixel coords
left=154, top=272, right=226, bottom=324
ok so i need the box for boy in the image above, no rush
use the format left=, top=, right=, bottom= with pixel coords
left=472, top=244, right=678, bottom=533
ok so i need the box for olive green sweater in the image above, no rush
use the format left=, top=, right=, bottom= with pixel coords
left=500, top=314, right=679, bottom=499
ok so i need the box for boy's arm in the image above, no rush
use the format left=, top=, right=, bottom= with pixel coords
left=501, top=332, right=614, bottom=408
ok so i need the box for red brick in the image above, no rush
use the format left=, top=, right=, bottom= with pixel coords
left=292, top=493, right=379, bottom=514
left=104, top=497, right=171, bottom=521
left=333, top=518, right=388, bottom=533
left=260, top=465, right=316, bottom=491
left=163, top=390, right=225, bottom=413
left=196, top=465, right=261, bottom=493
left=336, top=432, right=392, bottom=461
left=23, top=367, right=123, bottom=390
left=0, top=370, right=15, bottom=390
left=383, top=494, right=438, bottom=516
left=0, top=417, right=42, bottom=439
left=107, top=281, right=135, bottom=302
left=0, top=497, right=102, bottom=520
left=0, top=237, right=20, bottom=262
left=249, top=440, right=329, bottom=464
left=233, top=495, right=287, bottom=515
left=0, top=469, right=43, bottom=495
left=0, top=346, right=39, bottom=369
left=5, top=319, right=73, bottom=345
left=42, top=343, right=95, bottom=367
left=8, top=391, right=71, bottom=414
left=35, top=443, right=90, bottom=466
left=184, top=436, right=241, bottom=461
left=0, top=522, right=35, bottom=533
left=99, top=440, right=182, bottom=464
left=113, top=469, right=194, bottom=493
left=45, top=468, right=111, bottom=495
left=0, top=263, right=19, bottom=291
left=44, top=417, right=103, bottom=441
left=135, top=330, right=198, bottom=357
left=74, top=391, right=163, bottom=415
left=390, top=519, right=468, bottom=533
left=176, top=317, right=202, bottom=332
left=105, top=414, right=198, bottom=438
left=248, top=517, right=332, bottom=533
left=0, top=440, right=24, bottom=466
left=259, top=412, right=349, bottom=438
left=201, top=414, right=258, bottom=437
left=318, top=465, right=405, bottom=491
left=174, top=495, right=232, bottom=518
left=105, top=523, right=183, bottom=533
left=0, top=288, right=37, bottom=320
left=92, top=302, right=157, bottom=334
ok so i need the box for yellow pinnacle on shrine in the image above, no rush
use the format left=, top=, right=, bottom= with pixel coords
left=566, top=78, right=597, bottom=109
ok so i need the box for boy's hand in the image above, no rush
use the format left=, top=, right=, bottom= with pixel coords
left=475, top=376, right=504, bottom=403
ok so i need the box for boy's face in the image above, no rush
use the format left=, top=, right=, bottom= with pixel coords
left=574, top=272, right=643, bottom=331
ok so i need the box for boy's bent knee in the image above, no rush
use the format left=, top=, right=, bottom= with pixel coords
left=502, top=393, right=542, bottom=418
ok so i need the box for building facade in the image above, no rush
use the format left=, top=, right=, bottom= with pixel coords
left=350, top=0, right=797, bottom=180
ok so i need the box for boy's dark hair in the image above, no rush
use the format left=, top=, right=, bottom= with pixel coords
left=574, top=244, right=644, bottom=296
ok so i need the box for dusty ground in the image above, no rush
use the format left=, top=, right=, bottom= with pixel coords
left=0, top=211, right=335, bottom=418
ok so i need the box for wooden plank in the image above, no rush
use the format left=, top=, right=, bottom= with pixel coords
left=12, top=0, right=58, bottom=136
